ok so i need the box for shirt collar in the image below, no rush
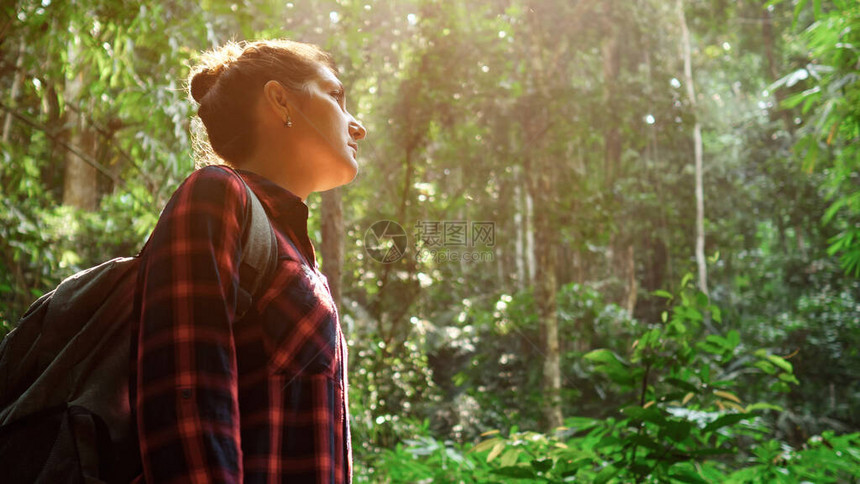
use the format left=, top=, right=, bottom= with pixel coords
left=236, top=169, right=308, bottom=227
left=236, top=169, right=319, bottom=267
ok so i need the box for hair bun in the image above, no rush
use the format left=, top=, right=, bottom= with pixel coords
left=190, top=67, right=221, bottom=103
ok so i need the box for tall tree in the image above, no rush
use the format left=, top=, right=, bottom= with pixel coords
left=61, top=26, right=98, bottom=210
left=321, top=188, right=344, bottom=310
left=679, top=0, right=708, bottom=296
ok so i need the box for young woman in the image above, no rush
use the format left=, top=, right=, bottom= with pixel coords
left=133, top=39, right=366, bottom=483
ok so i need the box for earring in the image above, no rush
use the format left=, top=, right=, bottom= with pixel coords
left=284, top=116, right=292, bottom=128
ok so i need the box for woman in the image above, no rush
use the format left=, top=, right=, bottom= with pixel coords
left=133, top=39, right=366, bottom=483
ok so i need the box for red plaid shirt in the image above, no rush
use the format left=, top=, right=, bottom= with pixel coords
left=133, top=166, right=351, bottom=483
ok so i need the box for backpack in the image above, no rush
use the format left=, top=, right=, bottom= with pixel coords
left=0, top=169, right=278, bottom=483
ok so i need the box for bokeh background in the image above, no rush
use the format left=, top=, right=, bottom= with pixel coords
left=2, top=0, right=859, bottom=481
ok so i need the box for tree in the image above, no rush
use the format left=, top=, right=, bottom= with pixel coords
left=679, top=0, right=709, bottom=297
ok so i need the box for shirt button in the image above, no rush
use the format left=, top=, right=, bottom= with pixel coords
left=181, top=388, right=192, bottom=399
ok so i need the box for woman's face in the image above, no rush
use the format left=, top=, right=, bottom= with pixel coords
left=289, top=65, right=366, bottom=191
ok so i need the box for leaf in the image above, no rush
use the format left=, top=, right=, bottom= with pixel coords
left=500, top=448, right=522, bottom=467
left=623, top=405, right=667, bottom=425
left=629, top=434, right=662, bottom=451
left=792, top=0, right=810, bottom=28
left=669, top=468, right=710, bottom=484
left=492, top=465, right=537, bottom=479
left=487, top=441, right=505, bottom=462
left=778, top=373, right=800, bottom=384
left=726, top=330, right=739, bottom=349
left=584, top=349, right=624, bottom=366
left=703, top=413, right=752, bottom=433
left=745, top=402, right=784, bottom=412
left=480, top=429, right=500, bottom=437
left=753, top=360, right=777, bottom=375
left=667, top=378, right=699, bottom=393
left=530, top=458, right=553, bottom=473
left=653, top=289, right=673, bottom=299
left=682, top=392, right=695, bottom=405
left=782, top=86, right=820, bottom=109
left=681, top=273, right=693, bottom=288
left=770, top=68, right=809, bottom=90
left=767, top=354, right=793, bottom=373
left=446, top=447, right=465, bottom=464
left=593, top=435, right=622, bottom=449
left=711, top=306, right=722, bottom=323
left=664, top=420, right=692, bottom=443
left=594, top=465, right=621, bottom=484
left=713, top=390, right=742, bottom=404
left=471, top=437, right=501, bottom=454
left=688, top=447, right=736, bottom=456
left=723, top=401, right=746, bottom=413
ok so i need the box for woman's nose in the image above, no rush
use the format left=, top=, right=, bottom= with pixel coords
left=349, top=114, right=367, bottom=141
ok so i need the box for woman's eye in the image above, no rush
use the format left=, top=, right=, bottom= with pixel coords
left=331, top=90, right=345, bottom=104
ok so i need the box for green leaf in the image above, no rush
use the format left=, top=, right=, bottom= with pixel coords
left=778, top=373, right=800, bottom=384
left=669, top=468, right=710, bottom=484
left=491, top=465, right=537, bottom=479
left=688, top=447, right=735, bottom=456
left=766, top=354, right=793, bottom=373
left=726, top=330, right=739, bottom=350
left=753, top=360, right=777, bottom=375
left=500, top=448, right=522, bottom=467
left=594, top=465, right=621, bottom=484
left=530, top=458, right=553, bottom=473
left=584, top=349, right=624, bottom=366
left=622, top=406, right=667, bottom=425
left=666, top=377, right=699, bottom=393
left=628, top=433, right=662, bottom=451
left=793, top=0, right=810, bottom=27
left=745, top=402, right=784, bottom=412
left=663, top=420, right=692, bottom=443
left=711, top=306, right=722, bottom=323
left=703, top=413, right=752, bottom=433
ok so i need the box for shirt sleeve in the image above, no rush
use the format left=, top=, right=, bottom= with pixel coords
left=136, top=166, right=247, bottom=484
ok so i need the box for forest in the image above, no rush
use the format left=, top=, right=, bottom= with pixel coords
left=1, top=0, right=859, bottom=482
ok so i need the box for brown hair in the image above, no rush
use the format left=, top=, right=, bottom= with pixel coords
left=188, top=39, right=336, bottom=166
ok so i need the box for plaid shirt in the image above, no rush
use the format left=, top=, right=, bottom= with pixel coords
left=133, top=166, right=351, bottom=483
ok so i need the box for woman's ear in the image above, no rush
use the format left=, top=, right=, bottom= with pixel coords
left=262, top=80, right=294, bottom=123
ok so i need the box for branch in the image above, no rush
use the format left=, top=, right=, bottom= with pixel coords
left=0, top=101, right=155, bottom=211
left=0, top=60, right=157, bottom=187
left=0, top=100, right=121, bottom=185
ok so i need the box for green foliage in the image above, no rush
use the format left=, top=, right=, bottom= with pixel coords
left=770, top=0, right=860, bottom=276
left=370, top=278, right=860, bottom=482
left=2, top=0, right=859, bottom=480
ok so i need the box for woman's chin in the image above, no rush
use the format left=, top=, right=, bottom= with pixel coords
left=340, top=160, right=359, bottom=184
left=319, top=165, right=358, bottom=192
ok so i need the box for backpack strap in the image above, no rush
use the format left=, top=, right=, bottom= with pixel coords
left=234, top=174, right=278, bottom=319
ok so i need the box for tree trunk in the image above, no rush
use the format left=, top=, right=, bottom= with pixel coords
left=602, top=25, right=621, bottom=186
left=514, top=165, right=526, bottom=291
left=62, top=31, right=98, bottom=210
left=602, top=3, right=637, bottom=311
left=527, top=157, right=562, bottom=431
left=679, top=0, right=708, bottom=297
left=525, top=188, right=536, bottom=284
left=320, top=187, right=344, bottom=312
left=2, top=42, right=24, bottom=144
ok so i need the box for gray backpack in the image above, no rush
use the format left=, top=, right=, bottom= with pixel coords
left=0, top=170, right=278, bottom=483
